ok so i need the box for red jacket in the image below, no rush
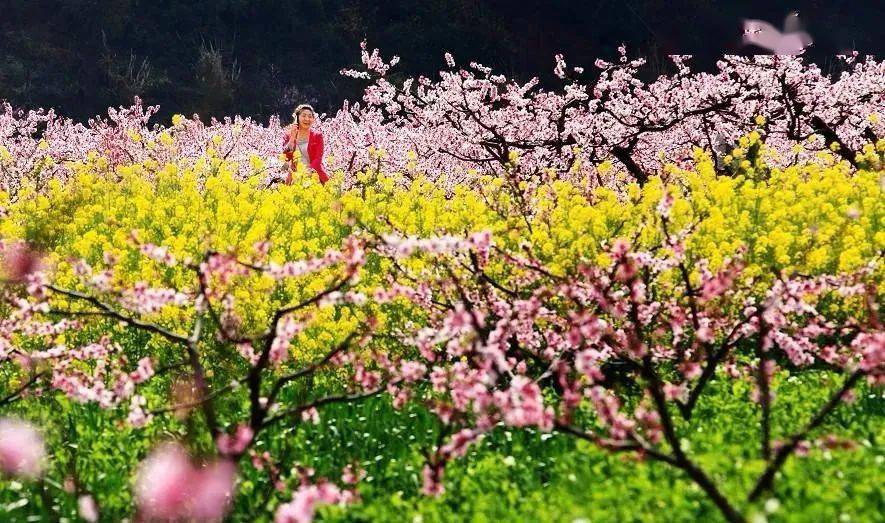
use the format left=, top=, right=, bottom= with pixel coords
left=282, top=127, right=328, bottom=184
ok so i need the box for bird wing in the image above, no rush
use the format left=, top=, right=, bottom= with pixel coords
left=774, top=33, right=809, bottom=55
left=742, top=19, right=783, bottom=51
left=783, top=11, right=803, bottom=34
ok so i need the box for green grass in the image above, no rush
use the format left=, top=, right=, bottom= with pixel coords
left=1, top=370, right=882, bottom=522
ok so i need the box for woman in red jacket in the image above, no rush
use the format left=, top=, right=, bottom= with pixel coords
left=282, top=104, right=329, bottom=184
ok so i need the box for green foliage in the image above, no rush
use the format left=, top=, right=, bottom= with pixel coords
left=331, top=373, right=883, bottom=523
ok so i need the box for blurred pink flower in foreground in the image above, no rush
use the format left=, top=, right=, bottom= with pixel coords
left=0, top=418, right=45, bottom=478
left=135, top=443, right=237, bottom=521
left=1, top=242, right=42, bottom=283
left=78, top=494, right=99, bottom=522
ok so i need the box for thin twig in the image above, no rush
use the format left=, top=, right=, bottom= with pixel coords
left=267, top=332, right=358, bottom=406
left=0, top=371, right=47, bottom=407
left=747, top=369, right=864, bottom=501
left=45, top=285, right=189, bottom=344
left=150, top=383, right=234, bottom=416
left=259, top=384, right=391, bottom=429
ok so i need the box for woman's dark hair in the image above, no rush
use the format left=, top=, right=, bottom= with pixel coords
left=293, top=104, right=315, bottom=125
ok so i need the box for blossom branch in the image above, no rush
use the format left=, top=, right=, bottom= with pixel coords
left=44, top=284, right=190, bottom=344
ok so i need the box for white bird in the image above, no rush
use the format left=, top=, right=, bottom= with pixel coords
left=742, top=11, right=813, bottom=55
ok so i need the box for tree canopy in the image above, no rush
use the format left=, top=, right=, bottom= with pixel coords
left=1, top=0, right=881, bottom=122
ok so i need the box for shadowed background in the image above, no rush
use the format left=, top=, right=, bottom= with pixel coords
left=1, top=0, right=881, bottom=122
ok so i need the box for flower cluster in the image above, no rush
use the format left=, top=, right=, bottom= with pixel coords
left=134, top=443, right=237, bottom=521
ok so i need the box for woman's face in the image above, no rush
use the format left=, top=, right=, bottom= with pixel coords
left=297, top=110, right=315, bottom=128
